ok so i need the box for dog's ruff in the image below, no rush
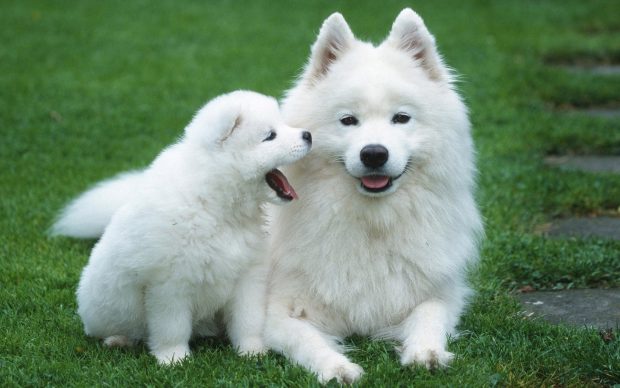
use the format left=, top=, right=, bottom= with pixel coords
left=53, top=91, right=311, bottom=364
left=263, top=9, right=483, bottom=384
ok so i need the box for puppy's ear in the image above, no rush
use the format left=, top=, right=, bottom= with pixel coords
left=184, top=96, right=243, bottom=148
left=216, top=115, right=242, bottom=145
left=304, top=13, right=355, bottom=83
left=384, top=8, right=449, bottom=82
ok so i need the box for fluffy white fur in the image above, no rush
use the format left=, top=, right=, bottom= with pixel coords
left=53, top=91, right=311, bottom=364
left=262, top=9, right=483, bottom=384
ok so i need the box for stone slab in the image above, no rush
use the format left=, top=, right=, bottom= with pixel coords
left=559, top=64, right=620, bottom=75
left=580, top=108, right=620, bottom=118
left=542, top=217, right=620, bottom=240
left=519, top=289, right=620, bottom=329
left=545, top=155, right=620, bottom=174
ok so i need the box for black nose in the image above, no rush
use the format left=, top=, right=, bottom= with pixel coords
left=360, top=144, right=389, bottom=168
left=302, top=131, right=312, bottom=145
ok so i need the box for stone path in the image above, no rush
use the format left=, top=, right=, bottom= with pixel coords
left=554, top=63, right=620, bottom=118
left=542, top=156, right=620, bottom=240
left=527, top=55, right=620, bottom=329
left=518, top=289, right=620, bottom=329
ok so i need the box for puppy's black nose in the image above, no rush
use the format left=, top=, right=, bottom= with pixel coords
left=360, top=144, right=389, bottom=168
left=302, top=131, right=312, bottom=145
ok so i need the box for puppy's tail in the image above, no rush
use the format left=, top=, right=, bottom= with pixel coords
left=50, top=170, right=146, bottom=239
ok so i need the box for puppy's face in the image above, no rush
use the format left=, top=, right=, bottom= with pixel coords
left=185, top=91, right=312, bottom=203
left=225, top=112, right=312, bottom=203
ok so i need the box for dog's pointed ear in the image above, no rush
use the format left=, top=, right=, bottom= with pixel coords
left=305, top=12, right=355, bottom=83
left=185, top=96, right=243, bottom=148
left=384, top=8, right=449, bottom=82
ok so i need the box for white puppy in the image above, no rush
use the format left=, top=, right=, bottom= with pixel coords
left=53, top=91, right=312, bottom=364
left=263, top=9, right=483, bottom=384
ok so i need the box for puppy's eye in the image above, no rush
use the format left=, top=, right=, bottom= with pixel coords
left=392, top=113, right=411, bottom=124
left=340, top=115, right=359, bottom=126
left=263, top=130, right=277, bottom=142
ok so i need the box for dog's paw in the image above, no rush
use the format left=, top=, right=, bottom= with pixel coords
left=400, top=345, right=453, bottom=369
left=103, top=335, right=134, bottom=348
left=236, top=336, right=267, bottom=357
left=318, top=360, right=364, bottom=385
left=152, top=344, right=190, bottom=365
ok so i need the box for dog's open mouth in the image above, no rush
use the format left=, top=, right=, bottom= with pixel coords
left=360, top=175, right=392, bottom=193
left=266, top=169, right=298, bottom=201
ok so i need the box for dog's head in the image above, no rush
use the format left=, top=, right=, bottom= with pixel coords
left=184, top=91, right=312, bottom=203
left=282, top=9, right=472, bottom=198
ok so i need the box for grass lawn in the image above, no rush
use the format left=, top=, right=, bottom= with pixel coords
left=2, top=0, right=619, bottom=386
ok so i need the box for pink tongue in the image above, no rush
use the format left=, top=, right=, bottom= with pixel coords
left=361, top=175, right=390, bottom=189
left=268, top=169, right=298, bottom=199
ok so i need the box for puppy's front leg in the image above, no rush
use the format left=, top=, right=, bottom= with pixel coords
left=399, top=298, right=460, bottom=369
left=264, top=300, right=363, bottom=384
left=144, top=285, right=192, bottom=365
left=224, top=261, right=268, bottom=355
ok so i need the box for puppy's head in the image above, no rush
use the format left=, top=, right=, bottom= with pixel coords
left=184, top=91, right=312, bottom=203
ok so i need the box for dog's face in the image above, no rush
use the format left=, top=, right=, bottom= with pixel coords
left=316, top=60, right=426, bottom=197
left=282, top=9, right=471, bottom=198
left=185, top=91, right=312, bottom=203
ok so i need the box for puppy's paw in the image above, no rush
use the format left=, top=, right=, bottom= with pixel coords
left=103, top=335, right=134, bottom=348
left=400, top=345, right=453, bottom=369
left=151, top=344, right=190, bottom=365
left=318, top=359, right=364, bottom=385
left=236, top=336, right=267, bottom=357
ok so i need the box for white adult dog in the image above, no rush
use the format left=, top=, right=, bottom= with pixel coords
left=263, top=9, right=483, bottom=383
left=52, top=91, right=312, bottom=364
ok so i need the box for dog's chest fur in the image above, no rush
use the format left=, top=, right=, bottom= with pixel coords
left=273, top=192, right=455, bottom=335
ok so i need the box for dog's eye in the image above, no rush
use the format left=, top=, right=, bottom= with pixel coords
left=263, top=130, right=277, bottom=142
left=392, top=113, right=411, bottom=124
left=340, top=115, right=359, bottom=126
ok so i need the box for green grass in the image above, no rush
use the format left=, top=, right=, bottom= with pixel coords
left=2, top=0, right=620, bottom=386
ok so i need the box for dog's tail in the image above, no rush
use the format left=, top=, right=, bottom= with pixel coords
left=50, top=170, right=146, bottom=239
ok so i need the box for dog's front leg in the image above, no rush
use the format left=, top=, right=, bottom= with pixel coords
left=144, top=285, right=192, bottom=365
left=264, top=300, right=363, bottom=384
left=399, top=298, right=459, bottom=369
left=224, top=261, right=268, bottom=356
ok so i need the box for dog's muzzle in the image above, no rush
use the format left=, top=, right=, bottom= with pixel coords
left=358, top=144, right=393, bottom=193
